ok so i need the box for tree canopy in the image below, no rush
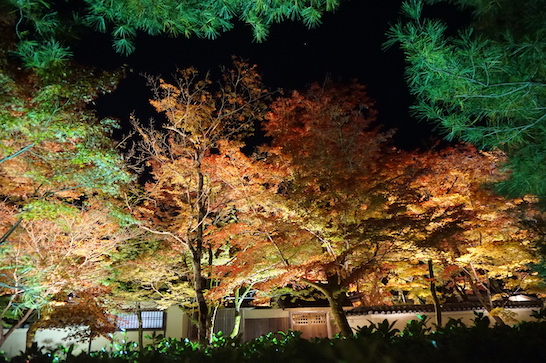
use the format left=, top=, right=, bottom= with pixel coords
left=210, top=80, right=545, bottom=336
left=2, top=0, right=546, bottom=345
left=387, top=0, right=546, bottom=200
left=0, top=20, right=134, bottom=345
left=5, top=0, right=342, bottom=68
left=130, top=59, right=281, bottom=342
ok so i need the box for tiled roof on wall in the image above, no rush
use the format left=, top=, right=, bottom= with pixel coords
left=347, top=301, right=544, bottom=316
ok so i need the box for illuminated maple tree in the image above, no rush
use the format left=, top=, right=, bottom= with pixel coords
left=132, top=59, right=280, bottom=342
left=109, top=239, right=195, bottom=308
left=259, top=80, right=437, bottom=337
left=0, top=197, right=136, bottom=347
left=0, top=44, right=131, bottom=246
left=206, top=213, right=290, bottom=337
left=398, top=145, right=545, bottom=324
left=249, top=80, right=546, bottom=335
left=0, top=26, right=133, bottom=346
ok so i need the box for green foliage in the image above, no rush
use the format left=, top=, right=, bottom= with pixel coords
left=6, top=0, right=342, bottom=69
left=0, top=60, right=131, bottom=200
left=14, top=39, right=72, bottom=72
left=0, top=246, right=49, bottom=318
left=7, top=319, right=546, bottom=362
left=0, top=34, right=134, bottom=345
left=402, top=315, right=431, bottom=337
left=17, top=200, right=79, bottom=220
left=356, top=319, right=400, bottom=339
left=387, top=0, right=546, bottom=201
left=530, top=306, right=546, bottom=321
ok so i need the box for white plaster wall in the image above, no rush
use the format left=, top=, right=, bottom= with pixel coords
left=164, top=305, right=186, bottom=338
left=347, top=307, right=539, bottom=333
left=1, top=328, right=27, bottom=358
left=1, top=306, right=189, bottom=359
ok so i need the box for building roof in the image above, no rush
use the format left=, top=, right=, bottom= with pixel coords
left=347, top=301, right=544, bottom=316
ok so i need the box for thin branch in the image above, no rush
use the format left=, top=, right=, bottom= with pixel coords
left=139, top=225, right=189, bottom=250
left=0, top=143, right=36, bottom=165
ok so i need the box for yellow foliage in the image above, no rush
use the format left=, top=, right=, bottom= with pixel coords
left=490, top=307, right=519, bottom=324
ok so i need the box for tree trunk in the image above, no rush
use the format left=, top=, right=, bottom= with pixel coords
left=192, top=254, right=210, bottom=343
left=325, top=290, right=353, bottom=337
left=307, top=276, right=352, bottom=338
left=0, top=308, right=34, bottom=348
left=428, top=259, right=442, bottom=327
left=230, top=285, right=252, bottom=338
left=465, top=269, right=505, bottom=326
left=230, top=310, right=242, bottom=339
left=136, top=304, right=143, bottom=353
left=452, top=278, right=468, bottom=301
left=25, top=321, right=38, bottom=350
left=209, top=303, right=219, bottom=342
left=229, top=288, right=242, bottom=339
left=192, top=167, right=210, bottom=343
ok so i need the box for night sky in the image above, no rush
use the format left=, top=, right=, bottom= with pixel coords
left=82, top=0, right=464, bottom=149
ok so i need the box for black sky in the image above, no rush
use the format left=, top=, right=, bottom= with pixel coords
left=83, top=0, right=463, bottom=149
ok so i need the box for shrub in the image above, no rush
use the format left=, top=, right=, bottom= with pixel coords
left=6, top=318, right=546, bottom=362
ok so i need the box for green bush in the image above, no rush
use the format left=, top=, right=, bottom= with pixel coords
left=6, top=317, right=546, bottom=362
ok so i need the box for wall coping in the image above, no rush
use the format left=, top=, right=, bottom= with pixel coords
left=347, top=301, right=544, bottom=316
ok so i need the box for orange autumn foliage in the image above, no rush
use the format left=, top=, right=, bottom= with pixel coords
left=224, top=80, right=546, bottom=333
left=132, top=59, right=281, bottom=342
